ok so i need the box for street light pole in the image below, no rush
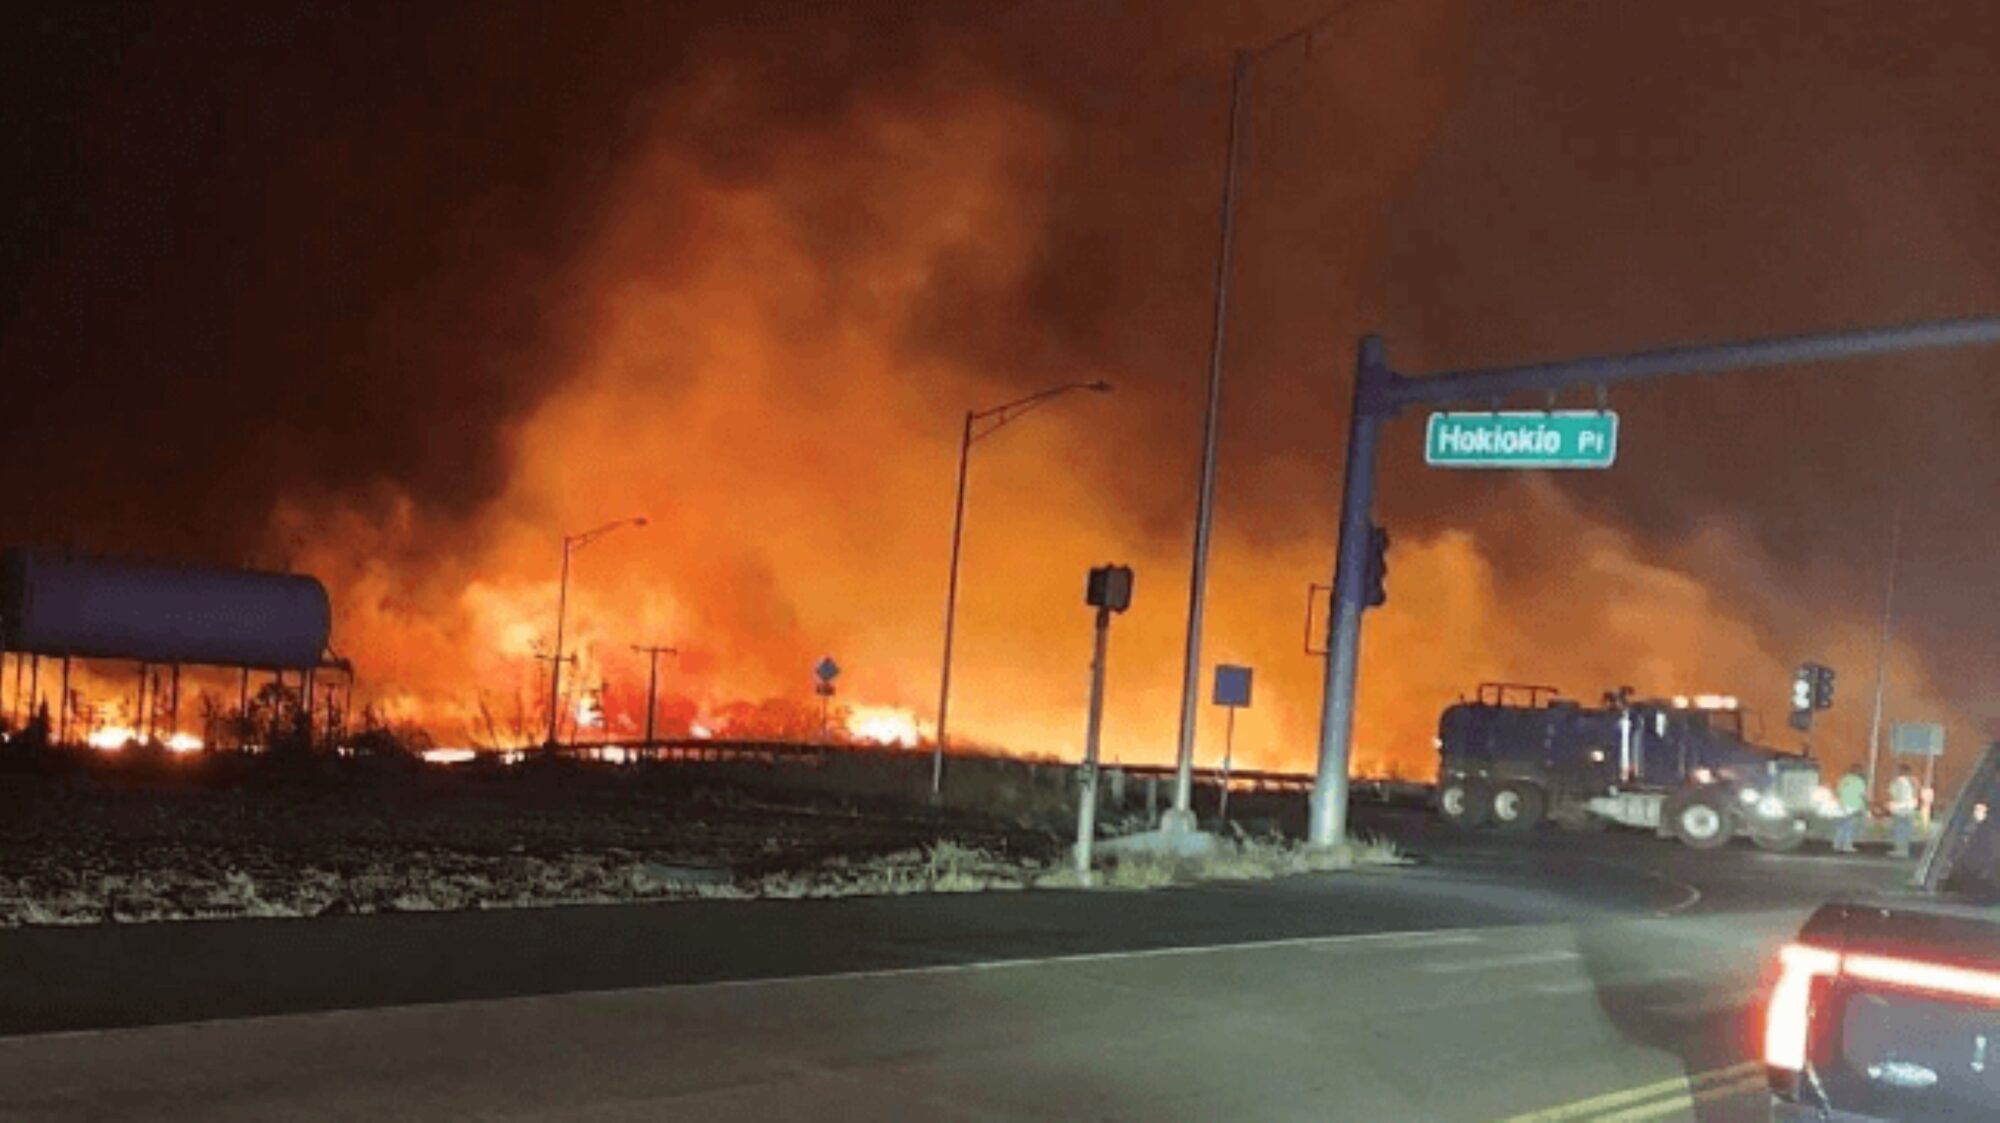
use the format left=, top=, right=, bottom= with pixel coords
left=1865, top=501, right=1903, bottom=801
left=932, top=380, right=1112, bottom=796
left=1170, top=0, right=1385, bottom=830
left=545, top=516, right=648, bottom=750
left=1169, top=47, right=1250, bottom=831
left=933, top=410, right=974, bottom=796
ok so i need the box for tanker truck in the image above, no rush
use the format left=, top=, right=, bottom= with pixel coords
left=1433, top=683, right=1834, bottom=850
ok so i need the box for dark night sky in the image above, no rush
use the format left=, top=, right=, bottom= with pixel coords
left=6, top=1, right=2000, bottom=762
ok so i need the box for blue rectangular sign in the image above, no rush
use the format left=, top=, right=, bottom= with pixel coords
left=1212, top=664, right=1253, bottom=708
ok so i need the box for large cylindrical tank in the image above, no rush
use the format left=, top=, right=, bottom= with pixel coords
left=0, top=550, right=331, bottom=670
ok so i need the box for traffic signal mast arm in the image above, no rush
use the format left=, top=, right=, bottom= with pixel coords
left=1368, top=315, right=2000, bottom=417
left=1310, top=315, right=2000, bottom=849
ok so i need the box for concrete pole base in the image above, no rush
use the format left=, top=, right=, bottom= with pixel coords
left=1099, top=822, right=1219, bottom=860
left=1303, top=841, right=1357, bottom=870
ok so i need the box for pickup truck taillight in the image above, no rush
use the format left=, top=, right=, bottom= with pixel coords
left=1765, top=940, right=2000, bottom=1072
left=1766, top=943, right=1840, bottom=1072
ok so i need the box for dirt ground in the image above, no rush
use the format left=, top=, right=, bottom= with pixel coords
left=0, top=750, right=1073, bottom=925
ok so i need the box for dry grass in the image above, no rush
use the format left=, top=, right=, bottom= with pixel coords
left=0, top=752, right=1399, bottom=926
left=1041, top=828, right=1408, bottom=891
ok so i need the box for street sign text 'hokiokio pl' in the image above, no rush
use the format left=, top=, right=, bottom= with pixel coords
left=1424, top=411, right=1619, bottom=469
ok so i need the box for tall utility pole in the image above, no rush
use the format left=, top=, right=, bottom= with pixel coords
left=1309, top=316, right=2000, bottom=849
left=1865, top=502, right=1904, bottom=800
left=1169, top=47, right=1250, bottom=832
left=1170, top=0, right=1385, bottom=831
left=532, top=651, right=578, bottom=747
left=630, top=643, right=678, bottom=749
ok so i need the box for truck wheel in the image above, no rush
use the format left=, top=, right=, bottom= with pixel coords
left=1438, top=779, right=1492, bottom=829
left=1490, top=782, right=1546, bottom=833
left=1666, top=789, right=1733, bottom=850
left=1751, top=819, right=1807, bottom=853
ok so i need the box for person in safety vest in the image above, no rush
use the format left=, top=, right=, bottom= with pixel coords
left=1834, top=765, right=1868, bottom=853
left=1889, top=763, right=1921, bottom=858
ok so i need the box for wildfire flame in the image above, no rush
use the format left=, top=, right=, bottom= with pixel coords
left=846, top=705, right=923, bottom=748
left=228, top=44, right=1972, bottom=793
left=83, top=727, right=203, bottom=753
left=85, top=727, right=135, bottom=751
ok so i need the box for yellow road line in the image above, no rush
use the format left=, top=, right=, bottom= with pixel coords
left=1494, top=1060, right=1761, bottom=1122
left=1594, top=1073, right=1769, bottom=1122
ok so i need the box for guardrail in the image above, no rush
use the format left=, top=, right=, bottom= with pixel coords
left=521, top=738, right=1432, bottom=803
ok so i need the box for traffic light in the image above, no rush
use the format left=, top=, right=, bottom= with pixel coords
left=1364, top=523, right=1389, bottom=608
left=1790, top=662, right=1836, bottom=732
left=1086, top=564, right=1134, bottom=613
left=1790, top=664, right=1816, bottom=732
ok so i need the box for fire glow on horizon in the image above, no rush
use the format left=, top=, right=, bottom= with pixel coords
left=215, top=27, right=1966, bottom=787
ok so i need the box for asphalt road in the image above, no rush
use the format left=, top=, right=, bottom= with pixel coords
left=0, top=805, right=1913, bottom=1121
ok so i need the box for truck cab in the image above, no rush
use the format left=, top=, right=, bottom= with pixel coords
left=1766, top=742, right=2000, bottom=1121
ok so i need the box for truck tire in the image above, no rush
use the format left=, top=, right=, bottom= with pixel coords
left=1751, top=818, right=1807, bottom=853
left=1438, top=779, right=1492, bottom=829
left=1490, top=782, right=1547, bottom=833
left=1666, top=788, right=1734, bottom=850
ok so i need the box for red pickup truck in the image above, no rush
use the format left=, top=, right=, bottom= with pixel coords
left=1766, top=742, right=2000, bottom=1120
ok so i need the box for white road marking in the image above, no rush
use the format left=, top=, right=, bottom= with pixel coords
left=1568, top=854, right=1704, bottom=917
left=0, top=923, right=1509, bottom=1045
left=1642, top=991, right=1753, bottom=1019
left=1421, top=949, right=1581, bottom=974
left=1657, top=882, right=1703, bottom=916
left=1527, top=967, right=1697, bottom=996
left=1311, top=931, right=1485, bottom=954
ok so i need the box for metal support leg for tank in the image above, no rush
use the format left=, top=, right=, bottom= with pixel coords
left=58, top=656, right=71, bottom=745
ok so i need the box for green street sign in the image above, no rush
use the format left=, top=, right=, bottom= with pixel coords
left=1424, top=410, right=1619, bottom=469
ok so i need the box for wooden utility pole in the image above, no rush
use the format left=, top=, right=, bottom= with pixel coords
left=629, top=643, right=679, bottom=751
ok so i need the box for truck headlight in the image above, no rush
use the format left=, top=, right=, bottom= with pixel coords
left=1758, top=795, right=1786, bottom=819
left=1739, top=787, right=1762, bottom=805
